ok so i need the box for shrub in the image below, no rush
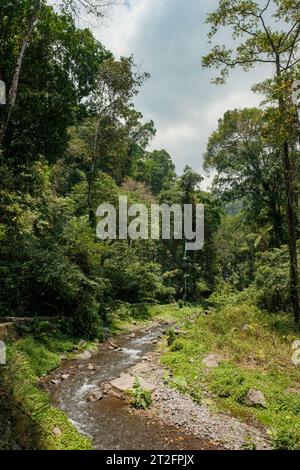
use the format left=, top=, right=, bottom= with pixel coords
left=254, top=245, right=300, bottom=313
left=130, top=377, right=152, bottom=410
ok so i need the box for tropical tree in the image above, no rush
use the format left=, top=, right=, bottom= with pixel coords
left=202, top=0, right=300, bottom=323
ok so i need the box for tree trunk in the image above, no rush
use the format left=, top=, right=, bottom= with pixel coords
left=276, top=57, right=300, bottom=324
left=88, top=120, right=101, bottom=227
left=282, top=140, right=300, bottom=323
left=0, top=2, right=39, bottom=149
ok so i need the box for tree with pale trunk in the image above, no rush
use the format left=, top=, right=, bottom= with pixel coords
left=202, top=0, right=300, bottom=324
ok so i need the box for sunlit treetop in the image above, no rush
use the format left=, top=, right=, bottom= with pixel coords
left=202, top=0, right=300, bottom=84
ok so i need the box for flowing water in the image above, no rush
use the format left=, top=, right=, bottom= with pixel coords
left=46, top=323, right=218, bottom=450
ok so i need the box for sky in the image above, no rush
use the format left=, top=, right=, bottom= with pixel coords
left=91, top=0, right=269, bottom=186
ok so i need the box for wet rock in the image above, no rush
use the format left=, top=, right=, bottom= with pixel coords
left=110, top=374, right=156, bottom=393
left=108, top=390, right=123, bottom=399
left=52, top=427, right=62, bottom=437
left=101, top=382, right=112, bottom=394
left=76, top=350, right=92, bottom=360
left=244, top=389, right=266, bottom=408
left=86, top=389, right=103, bottom=402
left=50, top=379, right=60, bottom=386
left=61, top=374, right=70, bottom=380
left=202, top=354, right=222, bottom=369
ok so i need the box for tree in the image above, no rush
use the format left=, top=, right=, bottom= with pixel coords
left=132, top=149, right=176, bottom=196
left=202, top=0, right=300, bottom=323
left=2, top=5, right=108, bottom=167
left=0, top=0, right=116, bottom=149
left=205, top=107, right=285, bottom=247
left=86, top=56, right=149, bottom=224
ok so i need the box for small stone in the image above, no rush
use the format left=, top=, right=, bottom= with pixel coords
left=292, top=340, right=300, bottom=350
left=86, top=390, right=103, bottom=402
left=202, top=354, right=222, bottom=369
left=50, top=379, right=60, bottom=386
left=130, top=333, right=136, bottom=339
left=244, top=389, right=266, bottom=408
left=76, top=351, right=92, bottom=360
left=61, top=374, right=69, bottom=380
left=87, top=364, right=96, bottom=371
left=52, top=427, right=62, bottom=436
left=108, top=389, right=123, bottom=399
left=102, top=383, right=112, bottom=394
left=241, top=324, right=250, bottom=332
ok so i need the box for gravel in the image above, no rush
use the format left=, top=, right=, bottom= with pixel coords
left=127, top=352, right=271, bottom=450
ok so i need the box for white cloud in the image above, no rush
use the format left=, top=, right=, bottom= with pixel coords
left=93, top=0, right=270, bottom=183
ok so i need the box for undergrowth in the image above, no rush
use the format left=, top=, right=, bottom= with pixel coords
left=159, top=296, right=300, bottom=450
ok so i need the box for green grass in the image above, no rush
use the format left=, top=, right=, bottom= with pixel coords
left=159, top=297, right=300, bottom=449
left=1, top=332, right=93, bottom=450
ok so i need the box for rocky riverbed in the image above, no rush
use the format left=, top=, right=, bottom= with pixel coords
left=42, top=321, right=270, bottom=450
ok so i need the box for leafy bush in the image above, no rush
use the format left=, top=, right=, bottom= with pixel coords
left=1, top=343, right=92, bottom=450
left=254, top=244, right=300, bottom=313
left=130, top=377, right=152, bottom=410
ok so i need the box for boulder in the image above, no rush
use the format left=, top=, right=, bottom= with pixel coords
left=76, top=350, right=92, bottom=360
left=110, top=374, right=156, bottom=393
left=244, top=389, right=266, bottom=408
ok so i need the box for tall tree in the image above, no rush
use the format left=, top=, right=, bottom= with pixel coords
left=86, top=56, right=149, bottom=224
left=0, top=0, right=116, bottom=149
left=205, top=107, right=285, bottom=247
left=202, top=0, right=300, bottom=323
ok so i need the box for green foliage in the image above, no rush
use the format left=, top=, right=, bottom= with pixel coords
left=254, top=245, right=300, bottom=313
left=161, top=299, right=300, bottom=449
left=1, top=339, right=92, bottom=450
left=130, top=377, right=152, bottom=410
left=166, top=328, right=176, bottom=346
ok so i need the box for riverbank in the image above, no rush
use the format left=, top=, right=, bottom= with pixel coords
left=152, top=299, right=300, bottom=450
left=1, top=298, right=300, bottom=450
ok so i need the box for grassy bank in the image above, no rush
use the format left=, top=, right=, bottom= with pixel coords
left=0, top=321, right=94, bottom=450
left=156, top=298, right=300, bottom=450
